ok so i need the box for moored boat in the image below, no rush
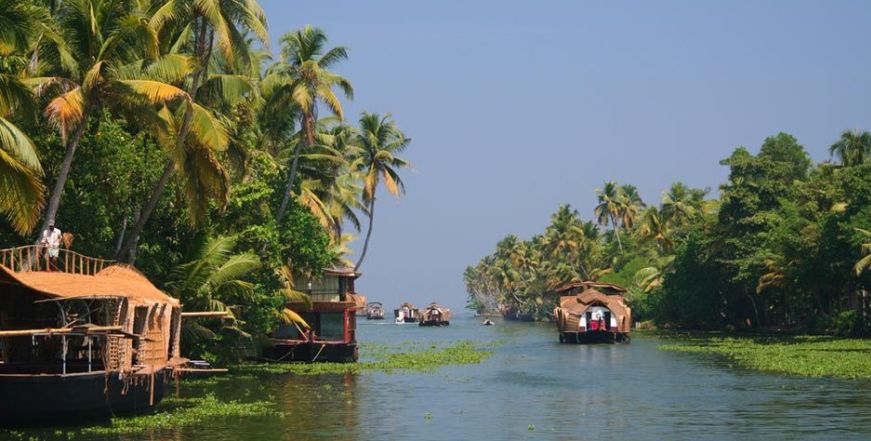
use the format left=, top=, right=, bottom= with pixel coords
left=265, top=267, right=361, bottom=363
left=393, top=302, right=420, bottom=323
left=552, top=281, right=631, bottom=344
left=0, top=245, right=185, bottom=425
left=366, top=302, right=385, bottom=320
left=419, top=303, right=451, bottom=326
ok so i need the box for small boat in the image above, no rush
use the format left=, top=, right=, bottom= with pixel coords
left=481, top=319, right=494, bottom=326
left=419, top=303, right=451, bottom=327
left=395, top=316, right=404, bottom=324
left=394, top=302, right=420, bottom=323
left=366, top=302, right=385, bottom=320
left=552, top=281, right=631, bottom=344
left=0, top=245, right=187, bottom=425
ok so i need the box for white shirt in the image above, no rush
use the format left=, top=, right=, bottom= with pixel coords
left=41, top=228, right=63, bottom=249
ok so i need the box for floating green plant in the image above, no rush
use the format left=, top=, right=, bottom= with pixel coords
left=659, top=333, right=871, bottom=379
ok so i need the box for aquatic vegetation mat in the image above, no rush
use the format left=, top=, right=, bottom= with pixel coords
left=659, top=333, right=871, bottom=379
left=232, top=340, right=497, bottom=376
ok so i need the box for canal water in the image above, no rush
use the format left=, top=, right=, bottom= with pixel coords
left=9, top=315, right=871, bottom=440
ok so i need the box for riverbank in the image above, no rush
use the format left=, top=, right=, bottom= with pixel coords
left=657, top=332, right=871, bottom=380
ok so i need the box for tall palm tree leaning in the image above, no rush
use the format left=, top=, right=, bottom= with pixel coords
left=830, top=130, right=871, bottom=167
left=354, top=112, right=411, bottom=271
left=0, top=0, right=51, bottom=235
left=594, top=181, right=625, bottom=253
left=265, top=25, right=354, bottom=226
left=33, top=0, right=191, bottom=232
left=115, top=0, right=269, bottom=262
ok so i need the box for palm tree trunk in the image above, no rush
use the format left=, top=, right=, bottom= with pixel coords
left=40, top=117, right=88, bottom=232
left=115, top=22, right=212, bottom=262
left=354, top=195, right=376, bottom=271
left=275, top=108, right=315, bottom=225
left=611, top=214, right=624, bottom=253
left=115, top=159, right=174, bottom=261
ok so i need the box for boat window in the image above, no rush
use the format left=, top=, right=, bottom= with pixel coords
left=319, top=312, right=345, bottom=340
left=133, top=306, right=149, bottom=335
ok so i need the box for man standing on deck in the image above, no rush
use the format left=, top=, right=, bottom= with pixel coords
left=40, top=223, right=62, bottom=271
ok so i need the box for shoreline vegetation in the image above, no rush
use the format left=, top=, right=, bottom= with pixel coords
left=466, top=132, right=871, bottom=338
left=0, top=1, right=412, bottom=361
left=654, top=331, right=871, bottom=380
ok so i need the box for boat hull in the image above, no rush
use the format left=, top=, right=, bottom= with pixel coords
left=0, top=369, right=168, bottom=426
left=559, top=331, right=630, bottom=344
left=265, top=342, right=359, bottom=363
left=419, top=320, right=450, bottom=327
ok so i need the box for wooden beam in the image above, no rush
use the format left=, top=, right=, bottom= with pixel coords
left=0, top=325, right=123, bottom=338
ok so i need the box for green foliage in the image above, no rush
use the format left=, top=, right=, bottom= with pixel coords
left=660, top=333, right=871, bottom=379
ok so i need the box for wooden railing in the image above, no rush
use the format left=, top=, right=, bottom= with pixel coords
left=0, top=245, right=115, bottom=275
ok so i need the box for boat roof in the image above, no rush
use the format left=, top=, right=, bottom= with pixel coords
left=0, top=264, right=178, bottom=304
left=554, top=280, right=627, bottom=294
left=323, top=266, right=361, bottom=279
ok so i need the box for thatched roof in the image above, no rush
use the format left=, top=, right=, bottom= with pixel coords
left=555, top=280, right=627, bottom=294
left=556, top=288, right=631, bottom=333
left=0, top=264, right=178, bottom=304
left=347, top=293, right=367, bottom=309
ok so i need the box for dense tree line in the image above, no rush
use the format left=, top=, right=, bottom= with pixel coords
left=466, top=132, right=871, bottom=335
left=0, top=0, right=411, bottom=359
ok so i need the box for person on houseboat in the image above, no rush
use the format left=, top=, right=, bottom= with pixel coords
left=40, top=223, right=63, bottom=271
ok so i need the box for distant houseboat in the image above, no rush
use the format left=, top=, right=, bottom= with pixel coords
left=394, top=302, right=420, bottom=323
left=553, top=281, right=631, bottom=344
left=265, top=267, right=361, bottom=363
left=419, top=303, right=451, bottom=326
left=0, top=245, right=185, bottom=425
left=366, top=302, right=385, bottom=320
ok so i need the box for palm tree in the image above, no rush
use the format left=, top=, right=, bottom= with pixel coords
left=856, top=228, right=871, bottom=276
left=830, top=130, right=871, bottom=166
left=33, top=0, right=192, bottom=232
left=594, top=181, right=624, bottom=253
left=115, top=0, right=268, bottom=261
left=166, top=235, right=260, bottom=340
left=618, top=184, right=644, bottom=231
left=265, top=26, right=354, bottom=225
left=639, top=206, right=673, bottom=252
left=354, top=112, right=410, bottom=271
left=0, top=0, right=49, bottom=235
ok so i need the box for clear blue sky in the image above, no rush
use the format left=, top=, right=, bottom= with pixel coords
left=260, top=0, right=871, bottom=311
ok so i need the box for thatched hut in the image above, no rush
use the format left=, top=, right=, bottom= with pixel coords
left=553, top=281, right=631, bottom=344
left=0, top=245, right=185, bottom=424
left=419, top=303, right=451, bottom=327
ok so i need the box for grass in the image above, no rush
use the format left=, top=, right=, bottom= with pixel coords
left=659, top=333, right=871, bottom=380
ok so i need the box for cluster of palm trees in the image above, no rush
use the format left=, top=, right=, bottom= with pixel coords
left=465, top=182, right=708, bottom=319
left=0, top=1, right=410, bottom=275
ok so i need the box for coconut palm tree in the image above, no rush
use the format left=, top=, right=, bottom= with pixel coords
left=32, top=0, right=193, bottom=233
left=830, top=130, right=871, bottom=166
left=354, top=112, right=410, bottom=271
left=115, top=0, right=268, bottom=261
left=264, top=26, right=353, bottom=226
left=594, top=181, right=624, bottom=253
left=0, top=0, right=51, bottom=235
left=618, top=184, right=645, bottom=231
left=639, top=206, right=673, bottom=252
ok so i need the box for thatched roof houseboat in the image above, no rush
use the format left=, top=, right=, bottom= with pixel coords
left=266, top=267, right=361, bottom=363
left=394, top=302, right=419, bottom=323
left=0, top=246, right=185, bottom=424
left=366, top=302, right=384, bottom=320
left=419, top=303, right=451, bottom=327
left=553, top=281, right=631, bottom=344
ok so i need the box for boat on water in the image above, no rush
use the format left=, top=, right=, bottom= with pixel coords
left=0, top=245, right=187, bottom=425
left=366, top=302, right=385, bottom=320
left=394, top=302, right=420, bottom=323
left=552, top=281, right=631, bottom=344
left=265, top=267, right=362, bottom=363
left=419, top=303, right=451, bottom=327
